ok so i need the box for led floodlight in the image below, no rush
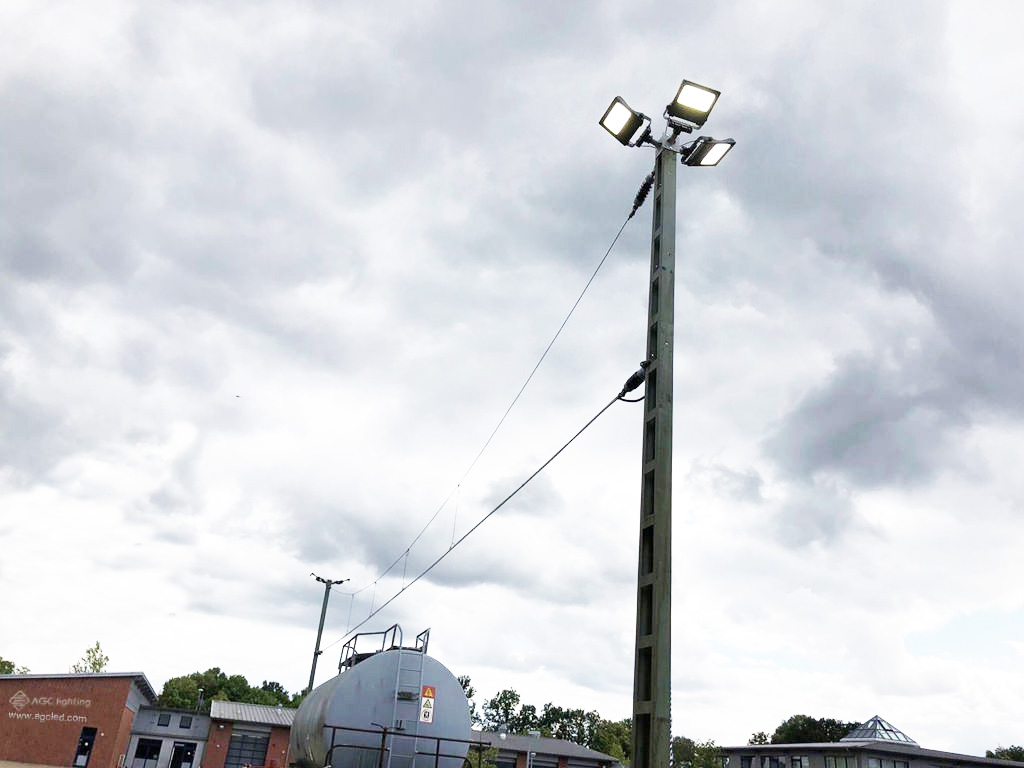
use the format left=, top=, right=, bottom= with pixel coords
left=682, top=137, right=735, bottom=166
left=600, top=97, right=647, bottom=146
left=666, top=80, right=720, bottom=127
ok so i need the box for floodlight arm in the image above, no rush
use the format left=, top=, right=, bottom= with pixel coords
left=624, top=122, right=686, bottom=152
left=618, top=114, right=659, bottom=148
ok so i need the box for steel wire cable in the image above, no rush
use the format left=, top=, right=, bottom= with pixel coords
left=333, top=167, right=655, bottom=606
left=323, top=387, right=637, bottom=649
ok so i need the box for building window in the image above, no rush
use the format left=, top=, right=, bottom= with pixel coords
left=225, top=732, right=270, bottom=768
left=180, top=715, right=192, bottom=729
left=133, top=739, right=161, bottom=768
left=741, top=757, right=753, bottom=768
left=792, top=757, right=808, bottom=768
left=828, top=757, right=856, bottom=768
left=157, top=713, right=171, bottom=727
left=73, top=727, right=99, bottom=767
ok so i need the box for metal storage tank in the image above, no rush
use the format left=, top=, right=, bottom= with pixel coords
left=291, top=626, right=471, bottom=768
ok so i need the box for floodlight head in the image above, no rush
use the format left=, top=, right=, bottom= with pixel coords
left=666, top=80, right=720, bottom=127
left=600, top=96, right=648, bottom=146
left=682, top=137, right=735, bottom=167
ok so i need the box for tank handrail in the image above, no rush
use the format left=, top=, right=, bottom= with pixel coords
left=340, top=624, right=405, bottom=670
left=318, top=725, right=487, bottom=768
left=323, top=723, right=495, bottom=747
left=415, top=628, right=430, bottom=654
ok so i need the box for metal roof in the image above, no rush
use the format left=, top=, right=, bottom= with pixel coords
left=0, top=671, right=157, bottom=703
left=210, top=700, right=296, bottom=727
left=472, top=730, right=620, bottom=763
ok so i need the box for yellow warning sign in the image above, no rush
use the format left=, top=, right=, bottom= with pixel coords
left=419, top=684, right=436, bottom=723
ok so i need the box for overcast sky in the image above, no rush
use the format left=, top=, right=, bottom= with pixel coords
left=3, top=0, right=1024, bottom=757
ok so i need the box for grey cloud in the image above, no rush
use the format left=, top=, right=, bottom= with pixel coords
left=765, top=348, right=966, bottom=488
left=0, top=363, right=83, bottom=482
left=714, top=2, right=1024, bottom=533
left=772, top=478, right=857, bottom=547
left=688, top=462, right=765, bottom=504
left=480, top=472, right=563, bottom=519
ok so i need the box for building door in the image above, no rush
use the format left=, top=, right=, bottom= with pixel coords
left=73, top=727, right=99, bottom=767
left=169, top=742, right=197, bottom=768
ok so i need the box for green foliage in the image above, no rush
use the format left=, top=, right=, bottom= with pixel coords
left=158, top=676, right=201, bottom=709
left=478, top=688, right=620, bottom=754
left=465, top=745, right=499, bottom=768
left=459, top=675, right=482, bottom=725
left=987, top=746, right=1024, bottom=762
left=692, top=740, right=722, bottom=768
left=156, top=668, right=301, bottom=712
left=538, top=704, right=601, bottom=746
left=482, top=689, right=522, bottom=731
left=671, top=738, right=719, bottom=768
left=770, top=715, right=859, bottom=744
left=748, top=732, right=769, bottom=745
left=592, top=718, right=632, bottom=764
left=0, top=656, right=30, bottom=675
left=70, top=642, right=109, bottom=673
left=671, top=736, right=695, bottom=768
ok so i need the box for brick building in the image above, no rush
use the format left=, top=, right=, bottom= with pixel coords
left=1, top=672, right=156, bottom=768
left=204, top=702, right=293, bottom=768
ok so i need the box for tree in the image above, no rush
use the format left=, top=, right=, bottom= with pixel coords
left=482, top=689, right=522, bottom=731
left=257, top=681, right=292, bottom=707
left=770, top=715, right=859, bottom=744
left=71, top=642, right=109, bottom=673
left=458, top=676, right=482, bottom=725
left=0, top=656, right=29, bottom=675
left=158, top=676, right=201, bottom=709
left=987, top=747, right=1024, bottom=762
left=671, top=736, right=696, bottom=768
left=592, top=718, right=631, bottom=764
left=537, top=704, right=602, bottom=745
left=465, top=745, right=499, bottom=768
left=514, top=704, right=540, bottom=734
left=156, top=668, right=304, bottom=712
left=692, top=740, right=722, bottom=768
left=748, top=732, right=769, bottom=745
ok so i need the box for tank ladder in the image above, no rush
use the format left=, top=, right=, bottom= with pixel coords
left=387, top=628, right=431, bottom=768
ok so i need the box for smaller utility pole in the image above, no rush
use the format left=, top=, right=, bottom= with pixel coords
left=307, top=573, right=348, bottom=694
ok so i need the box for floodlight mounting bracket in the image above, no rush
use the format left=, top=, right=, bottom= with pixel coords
left=663, top=112, right=696, bottom=133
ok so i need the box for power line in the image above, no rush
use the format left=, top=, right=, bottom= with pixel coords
left=322, top=374, right=645, bottom=650
left=337, top=171, right=654, bottom=603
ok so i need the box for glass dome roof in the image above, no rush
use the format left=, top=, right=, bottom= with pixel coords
left=841, top=716, right=917, bottom=745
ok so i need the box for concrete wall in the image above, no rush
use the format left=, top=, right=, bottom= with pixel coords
left=125, top=709, right=211, bottom=768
